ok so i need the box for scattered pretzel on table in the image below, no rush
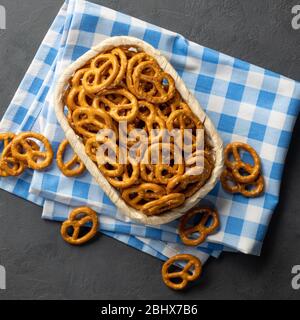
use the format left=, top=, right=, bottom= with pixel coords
left=0, top=131, right=54, bottom=176
left=60, top=207, right=99, bottom=245
left=162, top=254, right=202, bottom=290
left=179, top=207, right=220, bottom=246
left=221, top=142, right=265, bottom=198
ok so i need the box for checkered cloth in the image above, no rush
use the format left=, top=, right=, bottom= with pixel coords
left=0, top=0, right=299, bottom=264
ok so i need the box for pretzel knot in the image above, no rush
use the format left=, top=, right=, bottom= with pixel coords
left=142, top=193, right=185, bottom=216
left=60, top=207, right=99, bottom=245
left=162, top=254, right=202, bottom=290
left=10, top=132, right=53, bottom=170
left=179, top=207, right=220, bottom=246
left=72, top=107, right=114, bottom=138
left=121, top=183, right=166, bottom=211
left=167, top=156, right=213, bottom=197
left=224, top=142, right=261, bottom=184
left=93, top=88, right=138, bottom=122
left=141, top=143, right=185, bottom=184
left=221, top=168, right=264, bottom=198
left=82, top=53, right=121, bottom=94
left=56, top=139, right=85, bottom=177
left=126, top=53, right=175, bottom=104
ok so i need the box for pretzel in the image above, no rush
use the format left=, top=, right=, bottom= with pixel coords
left=132, top=60, right=176, bottom=104
left=65, top=68, right=95, bottom=113
left=179, top=207, right=220, bottom=246
left=128, top=101, right=165, bottom=143
left=224, top=142, right=261, bottom=184
left=157, top=90, right=183, bottom=121
left=106, top=160, right=139, bottom=189
left=82, top=53, right=120, bottom=94
left=126, top=52, right=155, bottom=94
left=57, top=139, right=85, bottom=177
left=93, top=88, right=138, bottom=122
left=221, top=168, right=264, bottom=198
left=142, top=193, right=185, bottom=216
left=161, top=254, right=202, bottom=290
left=121, top=183, right=166, bottom=210
left=167, top=157, right=213, bottom=197
left=0, top=141, right=26, bottom=177
left=141, top=143, right=184, bottom=184
left=60, top=207, right=99, bottom=245
left=110, top=47, right=128, bottom=86
left=72, top=107, right=114, bottom=138
left=11, top=132, right=53, bottom=170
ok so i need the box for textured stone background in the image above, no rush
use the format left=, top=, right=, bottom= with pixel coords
left=0, top=0, right=300, bottom=300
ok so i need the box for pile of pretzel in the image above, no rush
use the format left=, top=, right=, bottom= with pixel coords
left=64, top=46, right=215, bottom=216
left=0, top=132, right=53, bottom=177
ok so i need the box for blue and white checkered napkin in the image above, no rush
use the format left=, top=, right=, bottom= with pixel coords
left=0, top=0, right=299, bottom=264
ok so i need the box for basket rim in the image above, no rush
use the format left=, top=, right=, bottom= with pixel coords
left=54, top=36, right=224, bottom=225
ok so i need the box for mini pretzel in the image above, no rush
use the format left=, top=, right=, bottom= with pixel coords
left=126, top=52, right=155, bottom=94
left=110, top=47, right=128, bottom=86
left=11, top=132, right=53, bottom=170
left=60, top=207, right=99, bottom=245
left=121, top=183, right=166, bottom=210
left=142, top=193, right=185, bottom=216
left=141, top=143, right=184, bottom=184
left=106, top=160, right=139, bottom=189
left=162, top=254, right=202, bottom=290
left=72, top=107, right=114, bottom=138
left=56, top=139, right=85, bottom=177
left=224, top=142, right=261, bottom=184
left=221, top=168, right=264, bottom=198
left=0, top=142, right=26, bottom=177
left=179, top=207, right=220, bottom=246
left=132, top=60, right=176, bottom=104
left=82, top=53, right=120, bottom=94
left=167, top=157, right=213, bottom=197
left=65, top=68, right=95, bottom=112
left=127, top=101, right=165, bottom=144
left=93, top=88, right=138, bottom=122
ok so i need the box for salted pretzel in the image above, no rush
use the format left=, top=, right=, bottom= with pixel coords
left=142, top=193, right=185, bottom=216
left=10, top=132, right=53, bottom=170
left=179, top=207, right=220, bottom=246
left=224, top=142, right=261, bottom=184
left=106, top=159, right=139, bottom=189
left=141, top=143, right=185, bottom=184
left=56, top=139, right=85, bottom=177
left=126, top=52, right=155, bottom=94
left=65, top=67, right=95, bottom=113
left=121, top=183, right=166, bottom=211
left=72, top=107, right=114, bottom=138
left=129, top=101, right=165, bottom=143
left=0, top=142, right=26, bottom=177
left=221, top=168, right=264, bottom=198
left=132, top=60, right=176, bottom=104
left=61, top=207, right=99, bottom=245
left=162, top=254, right=202, bottom=290
left=93, top=88, right=138, bottom=122
left=167, top=157, right=213, bottom=197
left=82, top=53, right=120, bottom=94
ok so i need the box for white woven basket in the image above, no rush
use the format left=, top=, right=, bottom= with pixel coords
left=54, top=36, right=224, bottom=225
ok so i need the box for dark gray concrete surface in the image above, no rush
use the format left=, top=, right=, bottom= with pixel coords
left=0, top=0, right=300, bottom=300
